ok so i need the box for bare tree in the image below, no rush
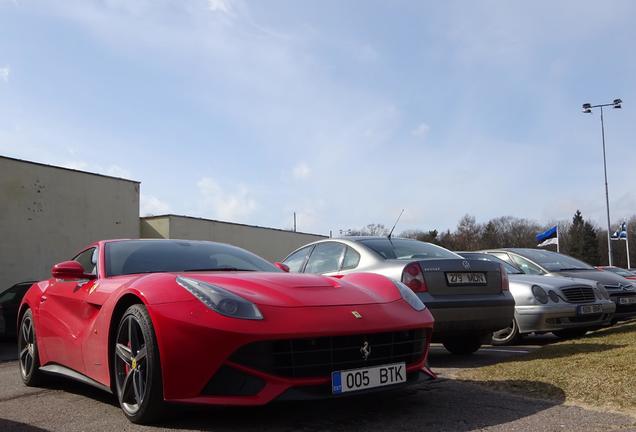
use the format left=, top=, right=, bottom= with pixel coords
left=340, top=223, right=388, bottom=237
left=454, top=214, right=482, bottom=251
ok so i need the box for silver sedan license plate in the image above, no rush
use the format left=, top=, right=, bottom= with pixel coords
left=446, top=272, right=487, bottom=285
left=331, top=362, right=406, bottom=394
left=578, top=304, right=603, bottom=315
left=619, top=297, right=636, bottom=305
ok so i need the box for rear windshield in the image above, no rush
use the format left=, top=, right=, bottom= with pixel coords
left=358, top=238, right=459, bottom=260
left=515, top=249, right=594, bottom=271
left=105, top=240, right=279, bottom=276
left=460, top=253, right=523, bottom=274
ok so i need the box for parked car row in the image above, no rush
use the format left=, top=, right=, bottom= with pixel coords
left=282, top=238, right=636, bottom=347
left=10, top=236, right=636, bottom=424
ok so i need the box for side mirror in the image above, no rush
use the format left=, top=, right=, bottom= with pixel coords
left=51, top=261, right=96, bottom=280
left=274, top=262, right=290, bottom=273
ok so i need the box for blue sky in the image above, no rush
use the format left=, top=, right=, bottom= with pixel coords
left=1, top=0, right=635, bottom=235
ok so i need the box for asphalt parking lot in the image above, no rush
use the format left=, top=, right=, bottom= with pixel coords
left=1, top=338, right=634, bottom=432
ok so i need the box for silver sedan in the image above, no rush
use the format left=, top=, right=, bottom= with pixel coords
left=282, top=236, right=515, bottom=355
left=460, top=252, right=616, bottom=344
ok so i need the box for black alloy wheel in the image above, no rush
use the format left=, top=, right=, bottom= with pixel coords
left=491, top=319, right=520, bottom=346
left=18, top=309, right=42, bottom=386
left=114, top=304, right=163, bottom=424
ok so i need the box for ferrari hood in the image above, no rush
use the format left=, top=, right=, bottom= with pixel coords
left=176, top=272, right=400, bottom=307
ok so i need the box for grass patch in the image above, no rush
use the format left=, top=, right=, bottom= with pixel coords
left=457, top=320, right=636, bottom=415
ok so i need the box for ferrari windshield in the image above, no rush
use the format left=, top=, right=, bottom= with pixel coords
left=515, top=249, right=594, bottom=271
left=460, top=253, right=523, bottom=274
left=358, top=238, right=460, bottom=260
left=105, top=240, right=279, bottom=276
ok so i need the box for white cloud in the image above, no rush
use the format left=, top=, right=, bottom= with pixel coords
left=197, top=177, right=257, bottom=222
left=207, top=0, right=232, bottom=14
left=140, top=194, right=171, bottom=216
left=411, top=122, right=430, bottom=139
left=292, top=162, right=311, bottom=179
left=58, top=160, right=133, bottom=180
left=60, top=160, right=89, bottom=171
left=0, top=66, right=10, bottom=82
left=105, top=164, right=132, bottom=179
left=358, top=44, right=380, bottom=62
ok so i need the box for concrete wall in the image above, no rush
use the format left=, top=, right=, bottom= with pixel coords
left=0, top=156, right=140, bottom=290
left=141, top=215, right=327, bottom=262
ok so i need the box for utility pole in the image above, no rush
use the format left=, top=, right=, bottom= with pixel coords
left=582, top=98, right=622, bottom=266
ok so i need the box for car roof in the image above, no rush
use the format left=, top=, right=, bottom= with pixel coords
left=486, top=248, right=556, bottom=255
left=340, top=236, right=420, bottom=242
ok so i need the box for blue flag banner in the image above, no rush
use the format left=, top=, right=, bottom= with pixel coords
left=611, top=221, right=627, bottom=240
left=536, top=225, right=558, bottom=247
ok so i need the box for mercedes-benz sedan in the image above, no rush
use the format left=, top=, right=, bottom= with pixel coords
left=482, top=248, right=636, bottom=322
left=460, top=252, right=615, bottom=344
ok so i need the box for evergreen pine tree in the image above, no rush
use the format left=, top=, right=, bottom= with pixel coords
left=567, top=210, right=586, bottom=261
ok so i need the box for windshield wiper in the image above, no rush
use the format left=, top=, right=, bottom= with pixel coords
left=182, top=267, right=256, bottom=272
left=558, top=267, right=589, bottom=271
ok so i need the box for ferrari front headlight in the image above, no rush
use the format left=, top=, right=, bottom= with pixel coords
left=176, top=276, right=263, bottom=320
left=393, top=280, right=426, bottom=311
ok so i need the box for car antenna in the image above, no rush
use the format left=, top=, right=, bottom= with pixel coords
left=387, top=209, right=405, bottom=240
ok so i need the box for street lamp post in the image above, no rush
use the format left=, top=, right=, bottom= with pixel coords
left=582, top=98, right=622, bottom=266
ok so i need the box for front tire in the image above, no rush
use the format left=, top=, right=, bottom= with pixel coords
left=113, top=304, right=164, bottom=424
left=491, top=319, right=521, bottom=346
left=442, top=335, right=482, bottom=355
left=18, top=309, right=43, bottom=386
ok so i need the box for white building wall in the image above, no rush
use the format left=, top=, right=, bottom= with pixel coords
left=0, top=156, right=140, bottom=289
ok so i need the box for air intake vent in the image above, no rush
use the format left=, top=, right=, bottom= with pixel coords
left=231, top=329, right=426, bottom=378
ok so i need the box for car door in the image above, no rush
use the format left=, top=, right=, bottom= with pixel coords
left=332, top=246, right=362, bottom=276
left=38, top=247, right=99, bottom=373
left=303, top=242, right=347, bottom=276
left=282, top=245, right=315, bottom=273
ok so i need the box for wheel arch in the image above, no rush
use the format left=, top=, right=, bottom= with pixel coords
left=107, top=293, right=146, bottom=391
left=17, top=302, right=32, bottom=329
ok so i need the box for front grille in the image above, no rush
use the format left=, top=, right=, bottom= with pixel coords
left=560, top=286, right=595, bottom=303
left=231, top=329, right=426, bottom=378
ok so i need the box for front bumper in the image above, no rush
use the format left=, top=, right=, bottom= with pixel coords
left=608, top=292, right=636, bottom=321
left=149, top=299, right=435, bottom=405
left=515, top=301, right=615, bottom=333
left=275, top=368, right=435, bottom=401
left=422, top=293, right=515, bottom=338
